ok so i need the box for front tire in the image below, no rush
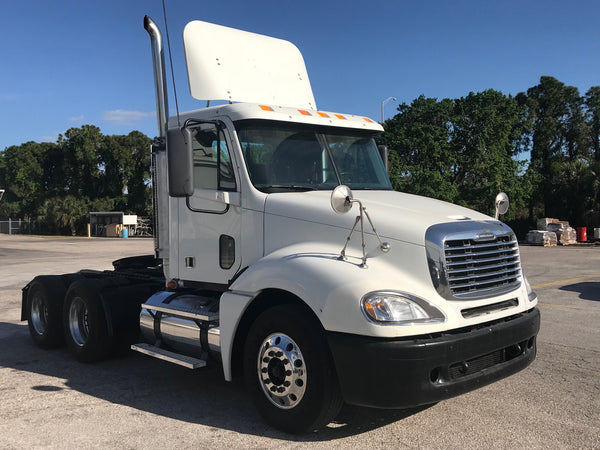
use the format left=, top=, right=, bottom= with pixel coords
left=244, top=304, right=343, bottom=433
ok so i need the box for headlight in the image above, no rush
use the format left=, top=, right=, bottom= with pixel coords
left=524, top=276, right=537, bottom=302
left=362, top=291, right=445, bottom=325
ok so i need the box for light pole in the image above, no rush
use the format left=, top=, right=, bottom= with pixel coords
left=381, top=96, right=397, bottom=123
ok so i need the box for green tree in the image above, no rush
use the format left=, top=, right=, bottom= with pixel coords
left=583, top=86, right=600, bottom=225
left=520, top=76, right=590, bottom=219
left=1, top=125, right=153, bottom=233
left=382, top=91, right=528, bottom=219
left=59, top=125, right=104, bottom=199
left=118, top=131, right=152, bottom=215
left=38, top=196, right=89, bottom=235
left=549, top=158, right=598, bottom=226
left=38, top=142, right=66, bottom=198
left=382, top=96, right=458, bottom=202
left=585, top=86, right=600, bottom=161
left=0, top=150, right=5, bottom=184
left=2, top=142, right=46, bottom=217
left=452, top=90, right=530, bottom=218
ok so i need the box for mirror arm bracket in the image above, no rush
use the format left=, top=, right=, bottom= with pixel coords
left=336, top=195, right=391, bottom=268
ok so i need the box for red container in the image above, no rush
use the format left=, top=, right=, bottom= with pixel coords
left=576, top=227, right=587, bottom=242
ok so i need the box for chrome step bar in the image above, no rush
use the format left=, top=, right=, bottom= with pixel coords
left=131, top=343, right=207, bottom=369
left=141, top=301, right=219, bottom=322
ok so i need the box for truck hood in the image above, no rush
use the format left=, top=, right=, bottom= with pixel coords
left=264, top=190, right=494, bottom=247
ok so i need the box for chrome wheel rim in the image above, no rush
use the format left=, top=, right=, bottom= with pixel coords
left=68, top=297, right=89, bottom=347
left=30, top=291, right=48, bottom=335
left=257, top=333, right=307, bottom=409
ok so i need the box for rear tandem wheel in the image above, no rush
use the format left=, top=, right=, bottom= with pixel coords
left=26, top=276, right=68, bottom=349
left=63, top=279, right=112, bottom=362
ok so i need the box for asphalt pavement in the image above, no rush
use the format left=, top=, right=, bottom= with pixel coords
left=0, top=234, right=598, bottom=449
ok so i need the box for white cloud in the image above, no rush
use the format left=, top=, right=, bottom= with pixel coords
left=39, top=132, right=60, bottom=143
left=103, top=109, right=155, bottom=125
left=69, top=115, right=85, bottom=123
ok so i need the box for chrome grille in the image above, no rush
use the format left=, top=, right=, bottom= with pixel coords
left=425, top=221, right=523, bottom=301
left=444, top=235, right=521, bottom=298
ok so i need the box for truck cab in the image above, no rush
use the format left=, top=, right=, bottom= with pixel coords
left=145, top=17, right=539, bottom=431
left=158, top=103, right=390, bottom=286
left=22, top=16, right=539, bottom=434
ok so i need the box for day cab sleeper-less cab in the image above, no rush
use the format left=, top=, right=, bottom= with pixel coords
left=22, top=16, right=539, bottom=433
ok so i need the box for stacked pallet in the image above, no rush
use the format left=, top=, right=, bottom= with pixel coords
left=548, top=222, right=577, bottom=245
left=529, top=217, right=577, bottom=246
left=526, top=230, right=557, bottom=246
left=536, top=218, right=557, bottom=231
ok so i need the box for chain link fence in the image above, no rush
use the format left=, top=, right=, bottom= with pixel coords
left=0, top=218, right=32, bottom=235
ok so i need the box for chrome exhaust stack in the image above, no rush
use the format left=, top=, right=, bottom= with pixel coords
left=144, top=15, right=169, bottom=139
left=144, top=15, right=170, bottom=264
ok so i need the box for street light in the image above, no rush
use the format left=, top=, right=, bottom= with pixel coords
left=381, top=96, right=397, bottom=123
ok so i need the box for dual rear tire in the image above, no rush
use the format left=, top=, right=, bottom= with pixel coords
left=26, top=277, right=112, bottom=362
left=62, top=279, right=112, bottom=362
left=26, top=276, right=67, bottom=349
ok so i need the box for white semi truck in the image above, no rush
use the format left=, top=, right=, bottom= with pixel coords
left=22, top=16, right=540, bottom=433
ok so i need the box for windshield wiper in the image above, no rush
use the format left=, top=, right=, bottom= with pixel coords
left=260, top=185, right=318, bottom=193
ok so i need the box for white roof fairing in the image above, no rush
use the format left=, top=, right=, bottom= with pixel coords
left=169, top=103, right=384, bottom=133
left=183, top=21, right=316, bottom=110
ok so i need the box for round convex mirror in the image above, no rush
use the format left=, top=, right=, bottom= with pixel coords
left=331, top=185, right=354, bottom=214
left=495, top=192, right=509, bottom=218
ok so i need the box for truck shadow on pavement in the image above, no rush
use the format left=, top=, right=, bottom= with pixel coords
left=0, top=321, right=428, bottom=440
left=559, top=282, right=600, bottom=302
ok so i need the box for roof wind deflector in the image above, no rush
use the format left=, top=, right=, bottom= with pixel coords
left=183, top=20, right=316, bottom=109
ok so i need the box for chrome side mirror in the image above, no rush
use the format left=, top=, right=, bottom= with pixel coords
left=495, top=192, right=509, bottom=219
left=330, top=184, right=354, bottom=214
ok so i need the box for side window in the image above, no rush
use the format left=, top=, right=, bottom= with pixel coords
left=192, top=126, right=236, bottom=191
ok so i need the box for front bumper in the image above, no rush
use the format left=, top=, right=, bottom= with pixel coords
left=327, top=307, right=540, bottom=408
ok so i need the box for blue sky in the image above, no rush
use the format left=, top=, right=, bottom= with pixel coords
left=2, top=0, right=599, bottom=150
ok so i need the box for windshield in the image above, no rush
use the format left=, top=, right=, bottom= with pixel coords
left=236, top=121, right=392, bottom=192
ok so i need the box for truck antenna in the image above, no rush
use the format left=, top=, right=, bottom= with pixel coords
left=162, top=0, right=181, bottom=128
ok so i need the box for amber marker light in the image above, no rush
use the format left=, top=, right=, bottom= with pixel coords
left=364, top=300, right=376, bottom=319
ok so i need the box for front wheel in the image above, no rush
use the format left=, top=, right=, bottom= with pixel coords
left=244, top=304, right=343, bottom=433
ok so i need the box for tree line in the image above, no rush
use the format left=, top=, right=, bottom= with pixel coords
left=381, top=76, right=600, bottom=237
left=0, top=125, right=152, bottom=235
left=1, top=76, right=599, bottom=237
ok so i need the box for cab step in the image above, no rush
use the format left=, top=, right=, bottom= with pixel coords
left=131, top=343, right=207, bottom=369
left=141, top=301, right=219, bottom=322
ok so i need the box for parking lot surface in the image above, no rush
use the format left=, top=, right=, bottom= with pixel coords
left=0, top=234, right=598, bottom=449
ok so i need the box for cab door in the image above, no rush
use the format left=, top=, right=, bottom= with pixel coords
left=176, top=123, right=241, bottom=286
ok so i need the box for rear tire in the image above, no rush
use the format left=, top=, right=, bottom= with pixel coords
left=244, top=304, right=343, bottom=433
left=26, top=276, right=67, bottom=349
left=63, top=279, right=112, bottom=362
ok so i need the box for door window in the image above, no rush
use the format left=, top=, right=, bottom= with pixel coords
left=191, top=126, right=236, bottom=191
